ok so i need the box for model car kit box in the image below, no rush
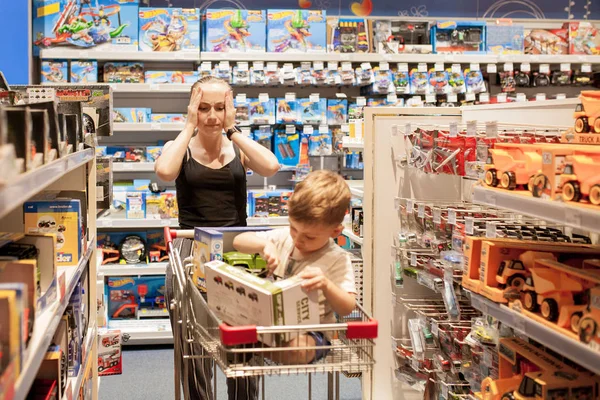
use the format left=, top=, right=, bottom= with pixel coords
left=203, top=9, right=267, bottom=53
left=431, top=21, right=487, bottom=54
left=564, top=22, right=600, bottom=55
left=267, top=9, right=327, bottom=53
left=139, top=7, right=201, bottom=52
left=205, top=260, right=319, bottom=346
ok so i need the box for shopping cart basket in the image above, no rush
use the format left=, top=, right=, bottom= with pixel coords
left=165, top=227, right=378, bottom=400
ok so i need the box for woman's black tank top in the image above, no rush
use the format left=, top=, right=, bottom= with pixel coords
left=176, top=145, right=247, bottom=229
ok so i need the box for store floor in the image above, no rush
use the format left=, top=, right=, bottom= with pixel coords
left=99, top=345, right=363, bottom=399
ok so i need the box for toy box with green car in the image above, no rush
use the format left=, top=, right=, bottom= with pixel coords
left=41, top=61, right=68, bottom=83
left=139, top=7, right=200, bottom=52
left=266, top=9, right=327, bottom=53
left=97, top=231, right=147, bottom=265
left=107, top=276, right=167, bottom=320
left=410, top=68, right=430, bottom=94
left=276, top=98, right=299, bottom=124
left=299, top=98, right=326, bottom=125
left=32, top=0, right=140, bottom=56
left=203, top=9, right=266, bottom=53
left=486, top=24, right=524, bottom=54
left=446, top=66, right=466, bottom=93
left=392, top=68, right=410, bottom=94
left=146, top=230, right=168, bottom=263
left=249, top=98, right=275, bottom=125
left=326, top=99, right=348, bottom=125
left=70, top=61, right=98, bottom=83
left=253, top=125, right=273, bottom=151
left=232, top=64, right=251, bottom=86
left=112, top=108, right=151, bottom=123
left=274, top=125, right=300, bottom=166
left=144, top=71, right=199, bottom=84
left=431, top=21, right=486, bottom=54
left=327, top=17, right=370, bottom=53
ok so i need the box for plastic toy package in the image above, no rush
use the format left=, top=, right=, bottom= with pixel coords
left=276, top=98, right=299, bottom=124
left=311, top=65, right=327, bottom=85
left=41, top=60, right=68, bottom=83
left=499, top=71, right=516, bottom=93
left=565, top=22, right=600, bottom=55
left=524, top=28, right=568, bottom=55
left=326, top=99, right=348, bottom=125
left=264, top=66, right=281, bottom=86
left=280, top=64, right=297, bottom=86
left=324, top=66, right=342, bottom=86
left=486, top=24, right=524, bottom=54
left=410, top=69, right=429, bottom=95
left=430, top=70, right=448, bottom=96
left=253, top=125, right=273, bottom=151
left=348, top=102, right=364, bottom=120
left=432, top=21, right=487, bottom=54
left=32, top=0, right=140, bottom=55
left=296, top=63, right=315, bottom=86
left=103, top=62, right=144, bottom=83
left=308, top=129, right=332, bottom=156
left=234, top=98, right=250, bottom=126
left=339, top=66, right=356, bottom=86
left=139, top=7, right=200, bottom=52
left=203, top=9, right=266, bottom=53
left=197, top=62, right=213, bottom=79
left=393, top=69, right=410, bottom=94
left=150, top=114, right=186, bottom=123
left=113, top=108, right=151, bottom=123
left=274, top=125, right=300, bottom=166
left=446, top=68, right=466, bottom=94
left=551, top=70, right=572, bottom=86
left=267, top=9, right=327, bottom=53
left=70, top=61, right=98, bottom=83
left=372, top=19, right=432, bottom=54
left=248, top=98, right=275, bottom=125
left=372, top=68, right=393, bottom=94
left=464, top=69, right=486, bottom=93
left=145, top=71, right=198, bottom=84
left=299, top=98, right=326, bottom=125
left=232, top=65, right=251, bottom=86
left=212, top=62, right=232, bottom=83
left=107, top=276, right=167, bottom=320
left=328, top=17, right=370, bottom=53
left=355, top=64, right=375, bottom=86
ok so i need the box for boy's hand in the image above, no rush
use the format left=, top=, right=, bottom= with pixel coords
left=299, top=267, right=330, bottom=292
left=262, top=241, right=279, bottom=275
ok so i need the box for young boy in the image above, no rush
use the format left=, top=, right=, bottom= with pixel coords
left=233, top=170, right=357, bottom=364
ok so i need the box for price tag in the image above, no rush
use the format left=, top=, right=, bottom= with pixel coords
left=283, top=63, right=293, bottom=72
left=219, top=61, right=230, bottom=70
left=465, top=216, right=474, bottom=235
left=405, top=123, right=412, bottom=135
left=448, top=208, right=457, bottom=225
left=431, top=321, right=439, bottom=336
left=556, top=93, right=567, bottom=100
left=313, top=61, right=324, bottom=70
left=465, top=92, right=476, bottom=101
left=486, top=121, right=498, bottom=138
left=433, top=207, right=442, bottom=224
left=536, top=93, right=546, bottom=101
left=539, top=64, right=550, bottom=74
left=411, top=357, right=419, bottom=371
left=150, top=83, right=160, bottom=91
left=253, top=61, right=264, bottom=71
left=319, top=125, right=328, bottom=134
left=582, top=63, right=592, bottom=73
left=411, top=253, right=417, bottom=267
left=285, top=125, right=296, bottom=134
left=487, top=64, right=497, bottom=73
left=342, top=62, right=353, bottom=72
left=304, top=125, right=314, bottom=134
left=387, top=93, right=398, bottom=103
left=418, top=63, right=427, bottom=73
left=479, top=93, right=490, bottom=103
left=560, top=63, right=571, bottom=72
left=467, top=120, right=477, bottom=137
left=449, top=122, right=458, bottom=137
left=516, top=93, right=527, bottom=102
left=425, top=94, right=437, bottom=103
left=447, top=93, right=458, bottom=103
left=284, top=92, right=296, bottom=102
left=451, top=64, right=461, bottom=74
left=470, top=63, right=480, bottom=71
left=361, top=62, right=372, bottom=70
left=266, top=62, right=278, bottom=72
left=236, top=93, right=247, bottom=104
left=407, top=199, right=414, bottom=213
left=200, top=62, right=212, bottom=72
left=379, top=62, right=389, bottom=71
left=328, top=61, right=338, bottom=70
left=341, top=124, right=350, bottom=133
left=310, top=93, right=320, bottom=103
left=238, top=62, right=249, bottom=72
left=504, top=62, right=514, bottom=72
left=357, top=97, right=367, bottom=107
left=434, top=62, right=444, bottom=72
left=486, top=221, right=497, bottom=238
left=496, top=93, right=507, bottom=103
left=521, top=63, right=531, bottom=72
left=259, top=93, right=269, bottom=102
left=417, top=203, right=425, bottom=218
left=150, top=122, right=161, bottom=131
left=398, top=63, right=409, bottom=72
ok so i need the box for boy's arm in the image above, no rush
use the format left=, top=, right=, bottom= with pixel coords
left=300, top=267, right=356, bottom=317
left=232, top=232, right=280, bottom=274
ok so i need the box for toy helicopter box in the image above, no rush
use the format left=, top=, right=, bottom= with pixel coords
left=204, top=9, right=266, bottom=53
left=327, top=17, right=370, bottom=53
left=70, top=61, right=98, bottom=83
left=112, top=107, right=151, bottom=123
left=486, top=25, right=524, bottom=54
left=267, top=9, right=327, bottom=53
left=205, top=260, right=319, bottom=346
left=97, top=329, right=122, bottom=376
left=431, top=20, right=487, bottom=54
left=138, top=7, right=201, bottom=52
left=41, top=60, right=68, bottom=83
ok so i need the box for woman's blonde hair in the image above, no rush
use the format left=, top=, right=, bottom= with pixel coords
left=190, top=76, right=231, bottom=96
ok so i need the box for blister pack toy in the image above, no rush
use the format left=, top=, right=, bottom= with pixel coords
left=232, top=64, right=251, bottom=86
left=212, top=62, right=232, bottom=83
left=328, top=17, right=369, bottom=53
left=355, top=63, right=375, bottom=86
left=113, top=108, right=151, bottom=123
left=267, top=9, right=327, bottom=53
left=250, top=66, right=267, bottom=86
left=410, top=69, right=429, bottom=94
left=274, top=125, right=300, bottom=166
left=70, top=61, right=98, bottom=83
left=499, top=71, right=516, bottom=92
left=41, top=61, right=68, bottom=83
left=551, top=70, right=572, bottom=86
left=276, top=98, right=299, bottom=124
left=325, top=65, right=342, bottom=86
left=372, top=67, right=393, bottom=94
left=296, top=62, right=315, bottom=86
left=299, top=98, right=326, bottom=125
left=253, top=125, right=273, bottom=151
left=327, top=99, right=348, bottom=125
left=446, top=67, right=466, bottom=93
left=139, top=7, right=200, bottom=52
left=197, top=62, right=212, bottom=79
left=392, top=69, right=410, bottom=94
left=464, top=69, right=485, bottom=93
left=203, top=9, right=266, bottom=53
left=145, top=71, right=198, bottom=84
left=107, top=276, right=167, bottom=320
left=264, top=64, right=281, bottom=86
left=234, top=98, right=250, bottom=126
left=428, top=69, right=448, bottom=95
left=249, top=98, right=275, bottom=125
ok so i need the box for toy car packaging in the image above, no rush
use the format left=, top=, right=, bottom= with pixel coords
left=139, top=7, right=200, bottom=52
left=232, top=64, right=251, bottom=86
left=33, top=0, right=140, bottom=56
left=327, top=98, right=348, bottom=125
left=432, top=21, right=487, bottom=54
left=107, top=276, right=167, bottom=320
left=392, top=68, right=410, bottom=94
left=112, top=108, right=151, bottom=123
left=464, top=68, right=486, bottom=93
left=355, top=63, right=375, bottom=86
left=371, top=19, right=431, bottom=54
left=103, top=62, right=144, bottom=83
left=564, top=22, right=600, bottom=55
left=267, top=9, right=327, bottom=53
left=276, top=98, right=299, bottom=124
left=410, top=68, right=430, bottom=94
left=70, top=61, right=98, bottom=83
left=248, top=190, right=292, bottom=217
left=372, top=67, right=393, bottom=94
left=248, top=97, right=275, bottom=125
left=486, top=24, right=524, bottom=54
left=144, top=70, right=199, bottom=84
left=429, top=69, right=449, bottom=95
left=446, top=67, right=466, bottom=94
left=203, top=9, right=266, bottom=52
left=299, top=98, right=326, bottom=125
left=274, top=125, right=300, bottom=166
left=146, top=230, right=168, bottom=263
left=97, top=329, right=122, bottom=376
left=524, top=28, right=568, bottom=55
left=41, top=61, right=68, bottom=83
left=253, top=125, right=273, bottom=151
left=296, top=62, right=315, bottom=86
left=150, top=113, right=186, bottom=123
left=327, top=17, right=370, bottom=53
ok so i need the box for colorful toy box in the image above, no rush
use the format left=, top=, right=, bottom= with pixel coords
left=41, top=60, right=68, bottom=83
left=308, top=127, right=333, bottom=156
left=486, top=25, right=524, bottom=54
left=299, top=98, right=326, bottom=125
left=32, top=0, right=140, bottom=56
left=327, top=99, right=348, bottom=125
left=248, top=190, right=292, bottom=217
left=139, top=7, right=201, bottom=52
left=267, top=9, right=327, bottom=53
left=146, top=146, right=162, bottom=162
left=327, top=17, right=370, bottom=53
left=144, top=71, right=199, bottom=84
left=203, top=9, right=266, bottom=52
left=103, top=62, right=144, bottom=83
left=107, top=276, right=167, bottom=320
left=274, top=126, right=300, bottom=166
left=249, top=98, right=276, bottom=125
left=432, top=21, right=487, bottom=54
left=371, top=19, right=431, bottom=54
left=150, top=114, right=186, bottom=123
left=524, top=28, right=568, bottom=55
left=97, top=329, right=122, bottom=376
left=564, top=22, right=600, bottom=55
left=70, top=61, right=98, bottom=83
left=112, top=108, right=151, bottom=123
left=253, top=125, right=273, bottom=151
left=276, top=98, right=299, bottom=124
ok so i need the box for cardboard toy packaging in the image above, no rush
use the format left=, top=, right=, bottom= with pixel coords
left=139, top=7, right=201, bottom=52
left=144, top=71, right=199, bottom=84
left=112, top=108, right=151, bottom=123
left=97, top=329, right=122, bottom=376
left=205, top=260, right=319, bottom=346
left=524, top=28, right=568, bottom=55
left=203, top=9, right=267, bottom=52
left=41, top=61, right=68, bottom=83
left=371, top=19, right=431, bottom=54
left=327, top=17, right=370, bottom=53
left=70, top=61, right=98, bottom=83
left=486, top=25, right=524, bottom=54
left=564, top=22, right=600, bottom=55
left=431, top=21, right=487, bottom=54
left=267, top=9, right=327, bottom=53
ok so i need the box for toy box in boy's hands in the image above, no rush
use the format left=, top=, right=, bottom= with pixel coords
left=203, top=9, right=267, bottom=52
left=97, top=329, right=122, bottom=376
left=70, top=61, right=98, bottom=83
left=327, top=17, right=370, bottom=53
left=41, top=61, right=68, bottom=83
left=146, top=191, right=177, bottom=219
left=524, top=28, right=568, bottom=55
left=267, top=10, right=327, bottom=53
left=564, top=22, right=600, bottom=55
left=32, top=0, right=140, bottom=56
left=431, top=21, right=487, bottom=54
left=103, top=62, right=144, bottom=83
left=107, top=276, right=166, bottom=320
left=486, top=25, right=524, bottom=54
left=274, top=125, right=300, bottom=166
left=138, top=7, right=201, bottom=52
left=113, top=107, right=151, bottom=123
left=144, top=71, right=199, bottom=84
left=205, top=260, right=319, bottom=346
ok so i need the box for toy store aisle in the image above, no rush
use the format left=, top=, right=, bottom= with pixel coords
left=99, top=345, right=363, bottom=400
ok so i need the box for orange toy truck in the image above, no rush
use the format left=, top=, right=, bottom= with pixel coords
left=558, top=153, right=600, bottom=206
left=574, top=90, right=600, bottom=133
left=484, top=146, right=543, bottom=190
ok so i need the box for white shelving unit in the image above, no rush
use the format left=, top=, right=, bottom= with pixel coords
left=99, top=262, right=169, bottom=276
left=97, top=215, right=178, bottom=228
left=343, top=229, right=363, bottom=245
left=108, top=319, right=173, bottom=345
left=113, top=122, right=185, bottom=132
left=342, top=137, right=364, bottom=150
left=346, top=180, right=364, bottom=199
left=112, top=162, right=156, bottom=172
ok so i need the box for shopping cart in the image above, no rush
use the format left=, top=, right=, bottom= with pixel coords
left=165, top=227, right=378, bottom=400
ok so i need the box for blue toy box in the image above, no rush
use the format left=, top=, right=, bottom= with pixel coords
left=327, top=99, right=348, bottom=125
left=486, top=25, right=524, bottom=54
left=249, top=98, right=276, bottom=125
left=274, top=125, right=300, bottom=166
left=267, top=9, right=327, bottom=53
left=70, top=60, right=98, bottom=83
left=145, top=70, right=199, bottom=84
left=276, top=98, right=299, bottom=124
left=204, top=9, right=266, bottom=53
left=33, top=0, right=139, bottom=56
left=432, top=21, right=487, bottom=54
left=139, top=7, right=200, bottom=52
left=299, top=98, right=326, bottom=125
left=308, top=127, right=332, bottom=156
left=113, top=108, right=151, bottom=123
left=253, top=126, right=273, bottom=151
left=41, top=60, right=68, bottom=83
left=107, top=276, right=167, bottom=320
left=146, top=146, right=163, bottom=162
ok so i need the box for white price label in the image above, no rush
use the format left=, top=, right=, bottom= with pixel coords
left=150, top=122, right=161, bottom=131
left=433, top=207, right=442, bottom=224
left=304, top=125, right=314, bottom=134
left=447, top=93, right=458, bottom=103
left=285, top=92, right=296, bottom=102
left=387, top=93, right=398, bottom=103
left=236, top=93, right=247, bottom=104
left=487, top=64, right=497, bottom=73
left=497, top=93, right=507, bottom=103
left=150, top=84, right=160, bottom=91
left=200, top=62, right=212, bottom=72
left=536, top=93, right=546, bottom=101
left=467, top=120, right=477, bottom=137
left=238, top=62, right=249, bottom=72
left=435, top=62, right=444, bottom=72
left=286, top=125, right=296, bottom=134
left=449, top=122, right=458, bottom=137
left=411, top=357, right=419, bottom=371
left=266, top=62, right=278, bottom=72
left=486, top=121, right=498, bottom=138
left=310, top=93, right=320, bottom=103
left=560, top=63, right=571, bottom=72
left=328, top=61, right=339, bottom=70
left=516, top=93, right=527, bottom=102
left=451, top=64, right=461, bottom=74
left=407, top=199, right=414, bottom=213
left=431, top=321, right=439, bottom=336
left=398, top=63, right=409, bottom=72
left=342, top=62, right=353, bottom=72
left=521, top=63, right=531, bottom=72
left=539, top=64, right=550, bottom=74
left=425, top=94, right=436, bottom=103
left=253, top=61, right=264, bottom=71
left=470, top=63, right=480, bottom=71
left=465, top=216, right=474, bottom=235
left=283, top=63, right=293, bottom=72
left=319, top=125, right=328, bottom=134
left=448, top=208, right=457, bottom=225
left=361, top=62, right=372, bottom=70
left=405, top=123, right=412, bottom=135
left=486, top=221, right=497, bottom=238
left=418, top=203, right=425, bottom=218
left=582, top=63, right=592, bottom=73
left=379, top=62, right=389, bottom=71
left=357, top=97, right=367, bottom=107
left=556, top=93, right=567, bottom=100
left=466, top=92, right=476, bottom=101
left=341, top=124, right=350, bottom=133
left=259, top=93, right=269, bottom=102
left=479, top=93, right=490, bottom=103
left=504, top=62, right=514, bottom=72
left=313, top=61, right=324, bottom=71
left=219, top=61, right=230, bottom=70
left=418, top=63, right=427, bottom=73
left=411, top=253, right=417, bottom=267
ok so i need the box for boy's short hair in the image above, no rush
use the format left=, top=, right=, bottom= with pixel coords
left=288, top=170, right=351, bottom=226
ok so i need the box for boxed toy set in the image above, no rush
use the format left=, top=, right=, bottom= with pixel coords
left=41, top=61, right=68, bottom=83
left=253, top=125, right=273, bottom=151
left=150, top=113, right=186, bottom=123
left=113, top=108, right=151, bottom=123
left=70, top=61, right=98, bottom=83
left=139, top=7, right=200, bottom=52
left=486, top=24, right=524, bottom=54
left=103, top=62, right=144, bottom=83
left=205, top=260, right=319, bottom=346
left=371, top=19, right=431, bottom=54
left=267, top=9, right=327, bottom=53
left=247, top=190, right=292, bottom=218
left=524, top=28, right=568, bottom=55
left=327, top=17, right=370, bottom=53
left=276, top=98, right=300, bottom=124
left=107, top=276, right=167, bottom=320
left=326, top=99, right=348, bottom=125
left=203, top=9, right=267, bottom=52
left=565, top=21, right=600, bottom=55
left=144, top=71, right=199, bottom=84
left=299, top=98, right=326, bottom=125
left=97, top=329, right=122, bottom=376
left=431, top=21, right=486, bottom=54
left=249, top=98, right=276, bottom=125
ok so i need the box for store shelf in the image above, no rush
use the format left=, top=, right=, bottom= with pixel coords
left=0, top=149, right=95, bottom=220
left=343, top=229, right=363, bottom=245
left=40, top=48, right=200, bottom=61
left=108, top=319, right=173, bottom=345
left=108, top=83, right=193, bottom=93
left=97, top=215, right=178, bottom=228
left=112, top=162, right=156, bottom=172
left=113, top=122, right=185, bottom=132
left=346, top=181, right=364, bottom=199
left=342, top=137, right=364, bottom=150
left=473, top=186, right=600, bottom=233
left=61, top=324, right=97, bottom=400
left=14, top=239, right=95, bottom=399
left=247, top=216, right=290, bottom=226
left=99, top=262, right=168, bottom=276
left=469, top=292, right=600, bottom=375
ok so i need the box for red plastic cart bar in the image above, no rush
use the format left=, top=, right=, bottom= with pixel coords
left=220, top=324, right=259, bottom=346
left=164, top=228, right=195, bottom=245
left=346, top=319, right=378, bottom=339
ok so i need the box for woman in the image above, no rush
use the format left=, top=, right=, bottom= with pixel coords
left=156, top=76, right=279, bottom=400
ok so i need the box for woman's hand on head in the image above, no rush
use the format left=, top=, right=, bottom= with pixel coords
left=224, top=89, right=236, bottom=131
left=185, top=85, right=203, bottom=130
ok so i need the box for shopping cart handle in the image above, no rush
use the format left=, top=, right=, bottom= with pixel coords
left=219, top=323, right=258, bottom=346
left=164, top=227, right=174, bottom=244
left=346, top=319, right=378, bottom=339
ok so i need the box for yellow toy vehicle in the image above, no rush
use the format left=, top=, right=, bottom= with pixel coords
left=574, top=90, right=600, bottom=133
left=558, top=153, right=600, bottom=205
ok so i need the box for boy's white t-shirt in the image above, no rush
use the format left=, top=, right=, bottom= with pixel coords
left=256, top=227, right=356, bottom=324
